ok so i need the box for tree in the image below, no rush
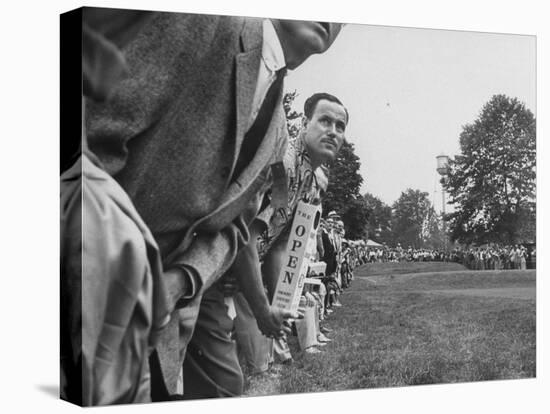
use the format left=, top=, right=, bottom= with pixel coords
left=283, top=90, right=303, bottom=140
left=420, top=207, right=446, bottom=249
left=283, top=91, right=369, bottom=239
left=340, top=196, right=369, bottom=240
left=443, top=95, right=536, bottom=245
left=323, top=141, right=368, bottom=239
left=363, top=192, right=393, bottom=244
left=391, top=189, right=431, bottom=248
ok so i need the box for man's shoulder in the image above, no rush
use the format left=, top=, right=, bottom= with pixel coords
left=152, top=11, right=246, bottom=33
left=129, top=12, right=255, bottom=63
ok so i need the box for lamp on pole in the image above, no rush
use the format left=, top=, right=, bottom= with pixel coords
left=436, top=154, right=450, bottom=252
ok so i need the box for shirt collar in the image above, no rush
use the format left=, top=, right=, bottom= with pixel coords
left=262, top=19, right=286, bottom=73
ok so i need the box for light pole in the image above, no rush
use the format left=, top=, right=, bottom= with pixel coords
left=436, top=154, right=450, bottom=252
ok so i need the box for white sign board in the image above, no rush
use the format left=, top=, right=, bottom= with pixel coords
left=272, top=201, right=321, bottom=313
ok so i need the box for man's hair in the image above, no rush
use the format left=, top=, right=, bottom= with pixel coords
left=304, top=92, right=349, bottom=124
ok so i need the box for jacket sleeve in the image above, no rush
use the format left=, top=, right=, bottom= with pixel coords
left=168, top=190, right=263, bottom=301
left=76, top=156, right=160, bottom=405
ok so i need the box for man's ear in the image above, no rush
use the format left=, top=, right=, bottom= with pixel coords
left=302, top=115, right=309, bottom=129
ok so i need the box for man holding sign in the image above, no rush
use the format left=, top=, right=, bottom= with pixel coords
left=234, top=92, right=349, bottom=369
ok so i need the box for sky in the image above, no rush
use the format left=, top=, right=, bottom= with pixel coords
left=285, top=23, right=536, bottom=212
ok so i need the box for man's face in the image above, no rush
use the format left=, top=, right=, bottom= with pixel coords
left=272, top=20, right=343, bottom=68
left=303, top=99, right=347, bottom=166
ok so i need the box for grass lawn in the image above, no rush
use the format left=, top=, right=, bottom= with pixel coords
left=244, top=262, right=536, bottom=396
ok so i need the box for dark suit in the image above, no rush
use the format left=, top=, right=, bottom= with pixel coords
left=86, top=12, right=287, bottom=396
left=321, top=230, right=337, bottom=276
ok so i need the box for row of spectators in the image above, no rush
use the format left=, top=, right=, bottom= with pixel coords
left=449, top=245, right=535, bottom=270
left=344, top=244, right=450, bottom=263
left=336, top=241, right=536, bottom=270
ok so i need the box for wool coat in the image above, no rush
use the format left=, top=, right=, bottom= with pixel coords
left=86, top=12, right=288, bottom=394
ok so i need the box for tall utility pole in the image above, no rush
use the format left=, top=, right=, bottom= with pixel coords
left=436, top=154, right=450, bottom=251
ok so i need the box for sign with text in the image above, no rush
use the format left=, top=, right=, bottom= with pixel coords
left=272, top=201, right=321, bottom=313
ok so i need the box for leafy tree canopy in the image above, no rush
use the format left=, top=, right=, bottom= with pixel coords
left=363, top=192, right=393, bottom=244
left=391, top=189, right=431, bottom=249
left=444, top=94, right=536, bottom=245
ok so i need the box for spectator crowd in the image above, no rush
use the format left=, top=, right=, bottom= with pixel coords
left=449, top=245, right=534, bottom=270
left=336, top=242, right=535, bottom=270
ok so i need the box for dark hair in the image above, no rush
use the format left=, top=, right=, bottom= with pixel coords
left=304, top=92, right=349, bottom=124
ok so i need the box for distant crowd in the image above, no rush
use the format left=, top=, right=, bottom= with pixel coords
left=338, top=240, right=537, bottom=270
left=341, top=241, right=536, bottom=271
left=449, top=245, right=535, bottom=270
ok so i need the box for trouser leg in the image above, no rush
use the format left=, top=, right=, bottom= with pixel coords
left=182, top=286, right=243, bottom=399
left=233, top=292, right=272, bottom=375
left=318, top=284, right=326, bottom=320
left=295, top=301, right=317, bottom=350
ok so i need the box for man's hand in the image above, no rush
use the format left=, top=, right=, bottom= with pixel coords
left=256, top=306, right=300, bottom=339
left=163, top=268, right=189, bottom=314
